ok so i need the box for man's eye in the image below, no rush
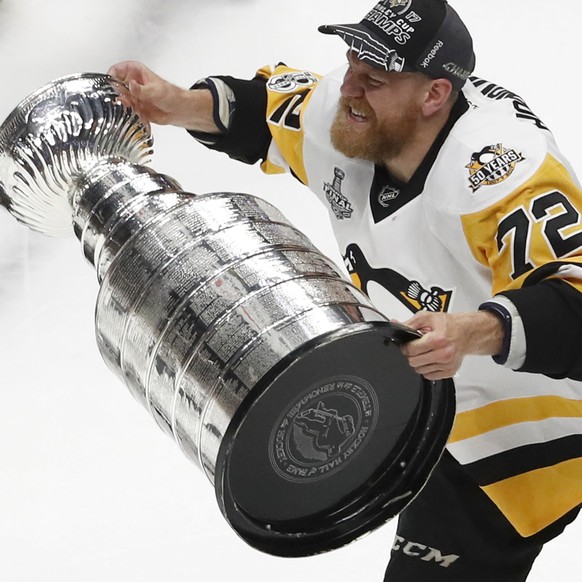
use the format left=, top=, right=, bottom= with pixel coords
left=368, top=77, right=384, bottom=87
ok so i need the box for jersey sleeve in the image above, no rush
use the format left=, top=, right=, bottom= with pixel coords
left=460, top=152, right=582, bottom=379
left=186, top=65, right=322, bottom=180
left=257, top=64, right=322, bottom=184
left=187, top=74, right=272, bottom=165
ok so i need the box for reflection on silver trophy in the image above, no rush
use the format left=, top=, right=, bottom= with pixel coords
left=0, top=74, right=455, bottom=556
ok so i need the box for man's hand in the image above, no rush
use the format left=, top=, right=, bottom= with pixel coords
left=107, top=61, right=219, bottom=133
left=398, top=311, right=505, bottom=381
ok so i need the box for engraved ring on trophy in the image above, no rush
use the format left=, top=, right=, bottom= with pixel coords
left=0, top=73, right=455, bottom=557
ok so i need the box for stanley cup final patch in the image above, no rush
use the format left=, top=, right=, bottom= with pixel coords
left=466, top=144, right=525, bottom=192
left=323, top=167, right=354, bottom=219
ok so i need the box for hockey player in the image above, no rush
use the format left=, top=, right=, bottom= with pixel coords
left=108, top=0, right=582, bottom=579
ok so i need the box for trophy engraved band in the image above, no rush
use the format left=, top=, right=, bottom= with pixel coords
left=0, top=73, right=455, bottom=556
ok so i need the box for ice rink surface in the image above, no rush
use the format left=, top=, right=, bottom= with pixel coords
left=0, top=0, right=579, bottom=580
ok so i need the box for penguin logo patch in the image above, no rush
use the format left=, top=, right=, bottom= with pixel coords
left=323, top=167, right=353, bottom=220
left=466, top=144, right=525, bottom=192
left=266, top=71, right=318, bottom=93
left=344, top=243, right=452, bottom=313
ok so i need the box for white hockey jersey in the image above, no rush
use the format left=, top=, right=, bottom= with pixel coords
left=249, top=64, right=582, bottom=537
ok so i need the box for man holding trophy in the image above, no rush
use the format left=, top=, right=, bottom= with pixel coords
left=106, top=0, right=582, bottom=580
left=1, top=0, right=581, bottom=580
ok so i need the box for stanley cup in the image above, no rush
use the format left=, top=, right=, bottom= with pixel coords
left=0, top=73, right=455, bottom=556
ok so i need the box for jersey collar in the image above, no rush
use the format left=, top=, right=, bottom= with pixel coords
left=370, top=92, right=470, bottom=223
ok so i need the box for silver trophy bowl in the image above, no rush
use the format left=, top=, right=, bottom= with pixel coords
left=0, top=73, right=455, bottom=556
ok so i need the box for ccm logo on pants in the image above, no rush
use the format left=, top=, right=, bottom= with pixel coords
left=392, top=536, right=461, bottom=568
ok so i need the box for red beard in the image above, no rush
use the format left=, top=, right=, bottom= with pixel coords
left=330, top=96, right=420, bottom=164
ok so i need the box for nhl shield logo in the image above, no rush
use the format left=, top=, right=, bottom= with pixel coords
left=323, top=167, right=353, bottom=220
left=378, top=186, right=400, bottom=207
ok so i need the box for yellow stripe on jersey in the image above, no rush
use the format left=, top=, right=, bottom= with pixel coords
left=461, top=153, right=582, bottom=295
left=451, top=396, right=582, bottom=535
left=482, top=459, right=582, bottom=536
left=258, top=65, right=321, bottom=185
left=449, top=395, right=582, bottom=443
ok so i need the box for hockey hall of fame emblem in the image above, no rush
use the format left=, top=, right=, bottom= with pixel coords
left=269, top=376, right=379, bottom=483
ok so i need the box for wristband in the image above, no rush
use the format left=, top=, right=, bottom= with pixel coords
left=478, top=301, right=512, bottom=365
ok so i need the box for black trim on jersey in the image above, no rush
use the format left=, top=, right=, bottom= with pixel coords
left=463, top=435, right=582, bottom=487
left=522, top=261, right=577, bottom=285
left=370, top=93, right=470, bottom=223
left=387, top=450, right=581, bottom=581
left=187, top=75, right=271, bottom=165
left=500, top=272, right=582, bottom=380
left=289, top=166, right=302, bottom=184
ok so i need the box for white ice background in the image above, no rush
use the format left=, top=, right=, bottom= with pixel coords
left=0, top=1, right=579, bottom=580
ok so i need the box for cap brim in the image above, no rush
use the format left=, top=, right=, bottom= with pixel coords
left=318, top=23, right=405, bottom=72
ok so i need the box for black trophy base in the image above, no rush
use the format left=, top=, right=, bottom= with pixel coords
left=215, top=321, right=455, bottom=557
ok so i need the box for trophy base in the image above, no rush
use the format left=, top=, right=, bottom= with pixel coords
left=215, top=321, right=455, bottom=556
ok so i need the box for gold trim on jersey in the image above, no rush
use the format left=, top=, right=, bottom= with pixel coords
left=450, top=395, right=582, bottom=536
left=259, top=65, right=321, bottom=185
left=449, top=395, right=582, bottom=444
left=461, top=153, right=582, bottom=295
left=483, top=459, right=582, bottom=536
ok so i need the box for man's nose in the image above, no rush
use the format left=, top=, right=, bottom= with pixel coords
left=340, top=69, right=365, bottom=98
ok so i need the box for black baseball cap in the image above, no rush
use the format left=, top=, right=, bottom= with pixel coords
left=319, top=0, right=475, bottom=91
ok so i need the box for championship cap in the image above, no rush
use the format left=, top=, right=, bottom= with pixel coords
left=318, top=0, right=475, bottom=91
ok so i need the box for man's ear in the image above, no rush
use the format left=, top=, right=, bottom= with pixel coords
left=422, top=78, right=454, bottom=116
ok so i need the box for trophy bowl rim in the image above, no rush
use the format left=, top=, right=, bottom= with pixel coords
left=0, top=72, right=128, bottom=148
left=214, top=320, right=456, bottom=556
